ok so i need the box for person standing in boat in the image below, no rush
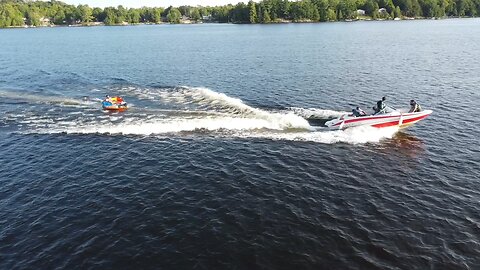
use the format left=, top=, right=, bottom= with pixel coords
left=374, top=96, right=387, bottom=114
left=409, top=99, right=421, bottom=112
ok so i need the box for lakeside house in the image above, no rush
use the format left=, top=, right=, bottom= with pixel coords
left=40, top=17, right=50, bottom=26
left=378, top=8, right=388, bottom=15
left=181, top=15, right=192, bottom=24
left=356, top=9, right=366, bottom=16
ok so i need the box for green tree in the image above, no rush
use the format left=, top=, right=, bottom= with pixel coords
left=92, top=7, right=104, bottom=22
left=199, top=7, right=210, bottom=17
left=63, top=6, right=79, bottom=24
left=127, top=8, right=140, bottom=23
left=211, top=5, right=232, bottom=22
left=327, top=7, right=337, bottom=20
left=262, top=8, right=272, bottom=22
left=116, top=5, right=127, bottom=22
left=26, top=9, right=41, bottom=26
left=230, top=2, right=249, bottom=22
left=372, top=2, right=380, bottom=18
left=290, top=0, right=319, bottom=21
left=279, top=0, right=291, bottom=18
left=394, top=5, right=402, bottom=17
left=338, top=0, right=358, bottom=18
left=313, top=0, right=330, bottom=21
left=178, top=5, right=189, bottom=16
left=249, top=0, right=258, bottom=23
left=310, top=5, right=320, bottom=20
left=153, top=8, right=164, bottom=23
left=364, top=0, right=376, bottom=14
left=0, top=3, right=24, bottom=27
left=190, top=8, right=201, bottom=22
left=53, top=9, right=66, bottom=24
left=167, top=7, right=181, bottom=23
left=104, top=7, right=117, bottom=25
left=77, top=4, right=93, bottom=23
left=462, top=0, right=478, bottom=16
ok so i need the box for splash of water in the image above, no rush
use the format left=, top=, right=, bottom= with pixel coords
left=288, top=107, right=349, bottom=119
left=246, top=126, right=400, bottom=144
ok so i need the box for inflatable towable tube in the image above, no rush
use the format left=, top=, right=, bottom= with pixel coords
left=102, top=96, right=128, bottom=111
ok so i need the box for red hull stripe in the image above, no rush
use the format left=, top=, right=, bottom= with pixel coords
left=333, top=112, right=430, bottom=127
left=371, top=114, right=429, bottom=128
left=333, top=114, right=401, bottom=126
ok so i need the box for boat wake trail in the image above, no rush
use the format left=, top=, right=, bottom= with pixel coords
left=0, top=89, right=98, bottom=107
left=4, top=86, right=399, bottom=144
left=288, top=107, right=349, bottom=119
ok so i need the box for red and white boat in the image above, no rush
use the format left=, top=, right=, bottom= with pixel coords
left=325, top=107, right=432, bottom=129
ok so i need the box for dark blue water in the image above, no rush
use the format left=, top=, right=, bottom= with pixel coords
left=1, top=20, right=479, bottom=269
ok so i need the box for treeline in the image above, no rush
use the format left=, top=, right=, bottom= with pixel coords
left=232, top=0, right=480, bottom=22
left=1, top=0, right=479, bottom=27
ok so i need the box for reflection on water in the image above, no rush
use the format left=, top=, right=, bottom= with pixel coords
left=381, top=131, right=426, bottom=159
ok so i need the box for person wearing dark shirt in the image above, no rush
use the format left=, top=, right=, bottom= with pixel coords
left=409, top=99, right=421, bottom=113
left=352, top=106, right=367, bottom=117
left=374, top=96, right=386, bottom=114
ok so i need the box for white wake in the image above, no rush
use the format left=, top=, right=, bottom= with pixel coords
left=288, top=107, right=349, bottom=119
left=26, top=86, right=399, bottom=144
left=245, top=126, right=400, bottom=144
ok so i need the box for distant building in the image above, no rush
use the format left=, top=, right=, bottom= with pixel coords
left=181, top=15, right=192, bottom=24
left=356, top=9, right=365, bottom=16
left=202, top=15, right=212, bottom=21
left=40, top=17, right=50, bottom=26
left=378, top=8, right=388, bottom=14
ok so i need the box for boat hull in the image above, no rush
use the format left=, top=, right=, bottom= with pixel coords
left=325, top=110, right=432, bottom=129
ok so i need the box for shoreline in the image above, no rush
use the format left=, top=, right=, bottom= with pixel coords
left=1, top=16, right=478, bottom=30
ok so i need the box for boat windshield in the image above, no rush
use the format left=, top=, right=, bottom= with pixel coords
left=374, top=106, right=397, bottom=115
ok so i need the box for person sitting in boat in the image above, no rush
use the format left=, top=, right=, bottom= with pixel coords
left=409, top=99, right=422, bottom=113
left=374, top=96, right=387, bottom=114
left=352, top=106, right=367, bottom=117
left=104, top=95, right=111, bottom=102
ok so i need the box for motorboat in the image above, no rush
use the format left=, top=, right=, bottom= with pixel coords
left=102, top=96, right=128, bottom=111
left=325, top=107, right=432, bottom=129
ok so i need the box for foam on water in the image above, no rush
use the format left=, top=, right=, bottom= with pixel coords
left=55, top=117, right=288, bottom=135
left=289, top=107, right=349, bottom=119
left=122, top=86, right=312, bottom=129
left=40, top=118, right=398, bottom=144
left=246, top=126, right=400, bottom=144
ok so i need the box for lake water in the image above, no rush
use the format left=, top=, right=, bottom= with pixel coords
left=1, top=19, right=479, bottom=269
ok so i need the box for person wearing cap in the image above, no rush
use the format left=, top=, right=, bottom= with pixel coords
left=409, top=99, right=421, bottom=113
